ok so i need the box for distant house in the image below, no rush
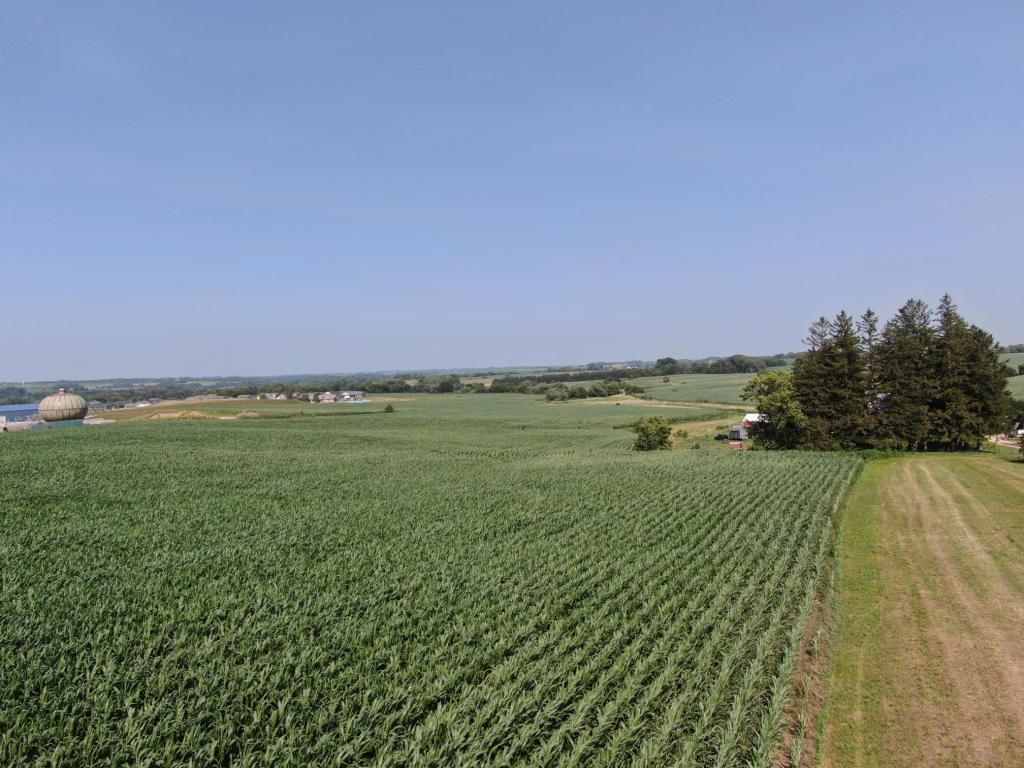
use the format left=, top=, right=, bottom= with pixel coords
left=320, top=392, right=337, bottom=403
left=340, top=390, right=365, bottom=401
left=728, top=426, right=748, bottom=440
left=741, top=413, right=761, bottom=429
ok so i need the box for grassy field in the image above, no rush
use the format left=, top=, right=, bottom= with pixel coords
left=629, top=374, right=755, bottom=405
left=0, top=394, right=860, bottom=766
left=1004, top=353, right=1024, bottom=399
left=1002, top=351, right=1024, bottom=369
left=819, top=453, right=1024, bottom=767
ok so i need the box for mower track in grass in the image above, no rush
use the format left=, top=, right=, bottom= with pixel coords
left=820, top=454, right=1024, bottom=768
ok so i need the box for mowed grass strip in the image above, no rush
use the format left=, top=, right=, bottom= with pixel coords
left=820, top=454, right=1024, bottom=768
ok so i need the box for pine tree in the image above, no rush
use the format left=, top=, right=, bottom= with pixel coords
left=931, top=294, right=973, bottom=449
left=825, top=311, right=865, bottom=448
left=877, top=299, right=935, bottom=450
left=961, top=324, right=1011, bottom=449
left=792, top=313, right=864, bottom=448
left=857, top=308, right=881, bottom=443
left=783, top=295, right=1008, bottom=452
left=792, top=317, right=834, bottom=448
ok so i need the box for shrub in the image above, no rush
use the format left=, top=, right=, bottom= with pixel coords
left=384, top=404, right=395, bottom=413
left=634, top=417, right=673, bottom=451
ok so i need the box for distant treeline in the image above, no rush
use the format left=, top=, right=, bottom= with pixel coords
left=651, top=354, right=797, bottom=375
left=1, top=352, right=800, bottom=405
left=482, top=353, right=798, bottom=392
left=744, top=295, right=1014, bottom=451
left=216, top=375, right=465, bottom=398
left=1001, top=343, right=1024, bottom=353
left=544, top=381, right=645, bottom=401
left=0, top=386, right=31, bottom=405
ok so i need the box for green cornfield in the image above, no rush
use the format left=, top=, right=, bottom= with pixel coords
left=0, top=395, right=860, bottom=766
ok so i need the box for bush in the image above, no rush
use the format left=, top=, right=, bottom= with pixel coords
left=384, top=404, right=395, bottom=413
left=544, top=385, right=568, bottom=401
left=634, top=417, right=673, bottom=451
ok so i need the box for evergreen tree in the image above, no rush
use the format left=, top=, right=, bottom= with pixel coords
left=931, top=294, right=973, bottom=449
left=857, top=308, right=881, bottom=442
left=876, top=299, right=935, bottom=450
left=961, top=324, right=1011, bottom=448
left=762, top=295, right=1008, bottom=452
left=825, top=311, right=865, bottom=448
left=926, top=295, right=1009, bottom=449
left=792, top=317, right=834, bottom=448
left=792, top=313, right=864, bottom=448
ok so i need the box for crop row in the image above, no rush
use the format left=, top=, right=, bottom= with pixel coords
left=0, top=403, right=860, bottom=765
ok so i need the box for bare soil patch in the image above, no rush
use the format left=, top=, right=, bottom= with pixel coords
left=149, top=410, right=214, bottom=420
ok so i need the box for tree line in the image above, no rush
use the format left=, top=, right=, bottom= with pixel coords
left=544, top=380, right=645, bottom=401
left=743, top=295, right=1013, bottom=451
left=652, top=353, right=796, bottom=375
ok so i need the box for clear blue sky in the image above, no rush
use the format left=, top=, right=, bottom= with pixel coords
left=3, top=2, right=1021, bottom=381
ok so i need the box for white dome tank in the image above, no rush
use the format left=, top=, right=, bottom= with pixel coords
left=38, top=388, right=88, bottom=422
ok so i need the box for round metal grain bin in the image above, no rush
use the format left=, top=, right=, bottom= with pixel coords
left=38, top=388, right=88, bottom=422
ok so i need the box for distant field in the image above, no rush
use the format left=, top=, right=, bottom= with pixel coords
left=1005, top=352, right=1024, bottom=399
left=1003, top=351, right=1024, bottom=368
left=635, top=373, right=755, bottom=405
left=96, top=398, right=339, bottom=422
left=0, top=393, right=859, bottom=765
left=557, top=374, right=754, bottom=405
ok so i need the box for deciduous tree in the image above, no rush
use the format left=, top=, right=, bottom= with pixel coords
left=633, top=417, right=673, bottom=451
left=742, top=371, right=808, bottom=449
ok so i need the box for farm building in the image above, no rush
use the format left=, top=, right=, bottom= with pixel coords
left=729, top=426, right=748, bottom=440
left=742, top=413, right=761, bottom=429
left=321, top=391, right=365, bottom=403
left=0, top=403, right=39, bottom=423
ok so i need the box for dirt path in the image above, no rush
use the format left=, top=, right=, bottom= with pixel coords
left=987, top=434, right=1022, bottom=450
left=820, top=454, right=1024, bottom=768
left=570, top=394, right=745, bottom=410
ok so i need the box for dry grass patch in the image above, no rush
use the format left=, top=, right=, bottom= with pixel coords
left=820, top=455, right=1024, bottom=768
